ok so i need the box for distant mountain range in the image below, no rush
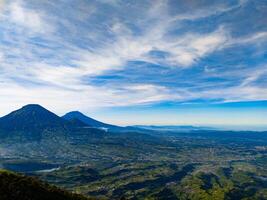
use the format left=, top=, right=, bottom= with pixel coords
left=0, top=104, right=219, bottom=140
left=0, top=104, right=69, bottom=132
left=0, top=104, right=161, bottom=172
left=0, top=104, right=123, bottom=140
left=133, top=125, right=215, bottom=132
left=0, top=104, right=125, bottom=163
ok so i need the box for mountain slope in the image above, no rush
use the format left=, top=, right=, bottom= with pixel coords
left=0, top=104, right=69, bottom=132
left=0, top=170, right=91, bottom=200
left=0, top=105, right=106, bottom=158
left=62, top=111, right=119, bottom=129
left=67, top=118, right=88, bottom=128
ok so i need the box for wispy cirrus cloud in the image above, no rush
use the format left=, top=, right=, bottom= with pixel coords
left=0, top=0, right=266, bottom=117
left=9, top=2, right=46, bottom=32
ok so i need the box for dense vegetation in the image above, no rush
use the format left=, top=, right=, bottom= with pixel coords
left=1, top=104, right=267, bottom=199
left=0, top=170, right=91, bottom=200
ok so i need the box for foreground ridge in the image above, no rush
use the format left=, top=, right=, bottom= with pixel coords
left=0, top=170, right=92, bottom=200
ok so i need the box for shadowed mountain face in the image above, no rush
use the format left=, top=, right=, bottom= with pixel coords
left=67, top=118, right=88, bottom=127
left=63, top=111, right=118, bottom=129
left=0, top=170, right=90, bottom=200
left=0, top=104, right=107, bottom=162
left=0, top=104, right=68, bottom=132
left=0, top=104, right=79, bottom=141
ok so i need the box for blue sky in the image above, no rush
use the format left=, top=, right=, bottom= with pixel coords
left=0, top=0, right=266, bottom=128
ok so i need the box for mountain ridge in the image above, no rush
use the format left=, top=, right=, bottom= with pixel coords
left=0, top=104, right=69, bottom=132
left=0, top=169, right=91, bottom=200
left=62, top=111, right=119, bottom=129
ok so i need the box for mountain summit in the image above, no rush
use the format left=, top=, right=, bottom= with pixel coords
left=0, top=105, right=117, bottom=140
left=0, top=104, right=68, bottom=132
left=62, top=111, right=118, bottom=129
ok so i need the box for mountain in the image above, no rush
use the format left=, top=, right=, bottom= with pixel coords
left=133, top=125, right=215, bottom=132
left=0, top=104, right=107, bottom=162
left=0, top=104, right=69, bottom=132
left=67, top=118, right=88, bottom=128
left=62, top=111, right=119, bottom=129
left=0, top=170, right=91, bottom=200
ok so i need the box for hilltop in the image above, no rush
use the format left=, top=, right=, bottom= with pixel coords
left=0, top=170, right=92, bottom=200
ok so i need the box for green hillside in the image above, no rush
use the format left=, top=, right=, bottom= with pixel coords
left=0, top=170, right=91, bottom=200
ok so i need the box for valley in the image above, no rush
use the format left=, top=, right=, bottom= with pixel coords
left=0, top=105, right=267, bottom=199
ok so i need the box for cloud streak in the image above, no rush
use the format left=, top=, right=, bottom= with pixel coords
left=0, top=0, right=266, bottom=115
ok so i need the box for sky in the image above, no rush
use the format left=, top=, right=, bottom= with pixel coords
left=0, top=0, right=266, bottom=129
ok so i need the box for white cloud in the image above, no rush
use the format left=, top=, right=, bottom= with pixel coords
left=239, top=67, right=267, bottom=87
left=171, top=0, right=247, bottom=22
left=227, top=31, right=267, bottom=47
left=0, top=0, right=234, bottom=84
left=0, top=0, right=5, bottom=10
left=118, top=84, right=181, bottom=105
left=8, top=0, right=52, bottom=33
left=0, top=79, right=180, bottom=116
left=0, top=0, right=266, bottom=116
left=0, top=51, right=4, bottom=62
left=206, top=86, right=267, bottom=103
left=157, top=27, right=228, bottom=66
